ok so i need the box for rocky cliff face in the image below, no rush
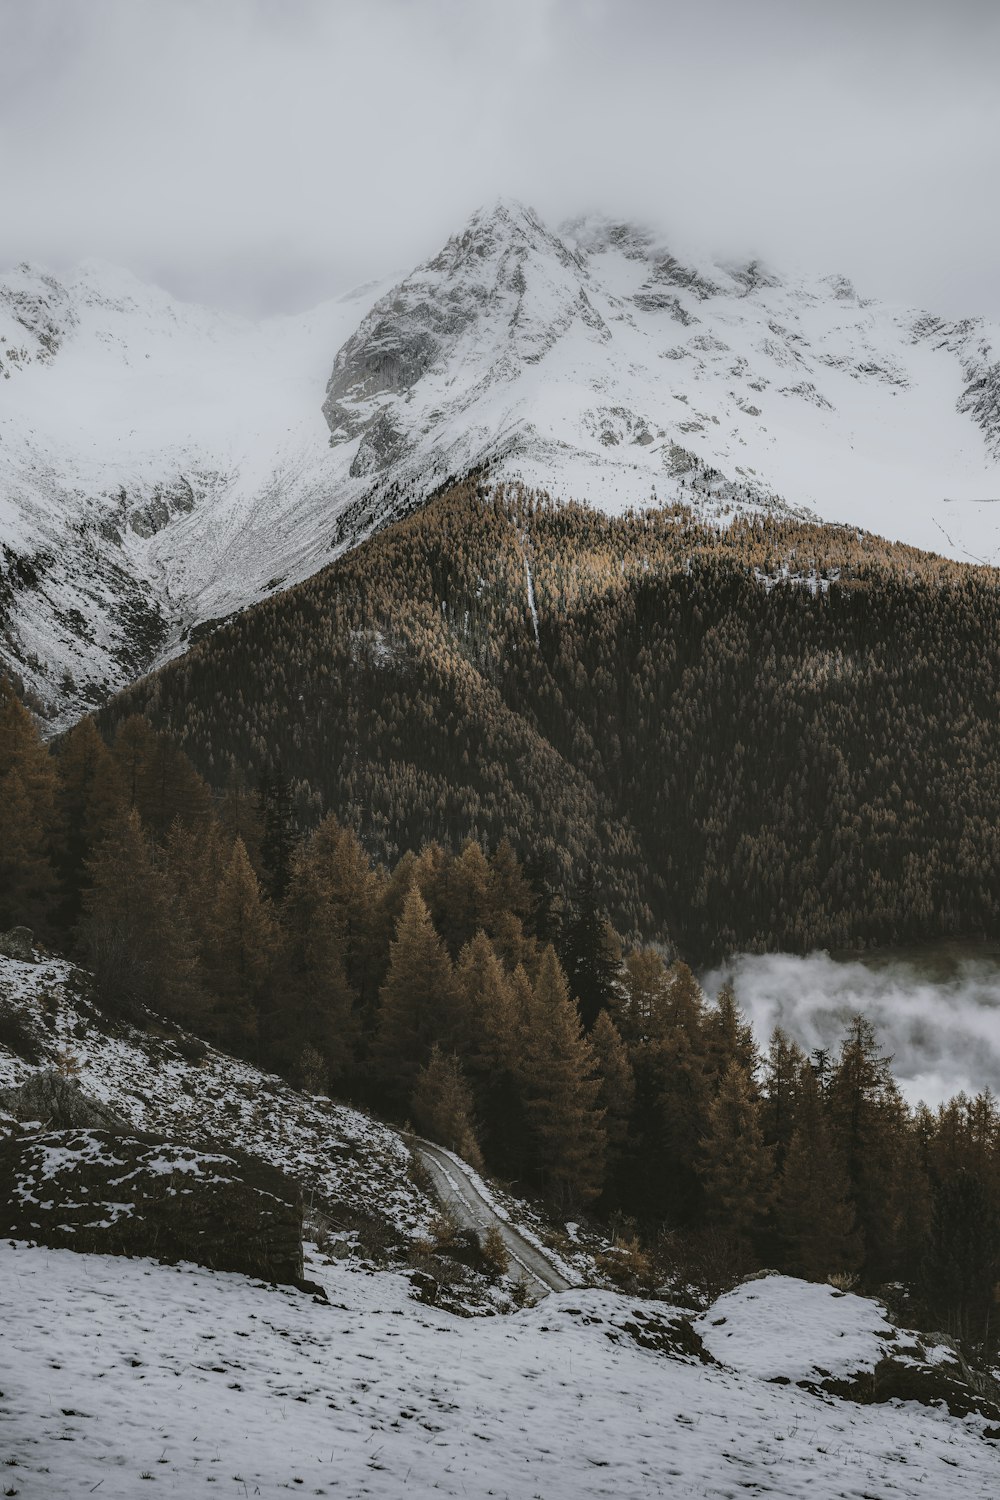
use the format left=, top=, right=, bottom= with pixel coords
left=3, top=202, right=1000, bottom=723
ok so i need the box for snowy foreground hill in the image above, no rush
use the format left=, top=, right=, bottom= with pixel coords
left=3, top=951, right=1000, bottom=1497
left=3, top=200, right=1000, bottom=723
left=5, top=1248, right=1000, bottom=1500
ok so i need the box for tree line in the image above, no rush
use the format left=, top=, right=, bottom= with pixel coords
left=2, top=680, right=997, bottom=1353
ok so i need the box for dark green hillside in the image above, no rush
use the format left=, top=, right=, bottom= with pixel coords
left=100, top=481, right=1000, bottom=961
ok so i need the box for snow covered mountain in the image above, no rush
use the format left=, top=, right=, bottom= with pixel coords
left=3, top=199, right=1000, bottom=723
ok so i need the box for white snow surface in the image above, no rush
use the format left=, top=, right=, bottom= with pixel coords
left=4, top=199, right=1000, bottom=722
left=696, top=1275, right=894, bottom=1382
left=2, top=1245, right=998, bottom=1499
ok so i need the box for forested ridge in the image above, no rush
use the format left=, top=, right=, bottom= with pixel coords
left=3, top=680, right=999, bottom=1349
left=94, top=477, right=1000, bottom=961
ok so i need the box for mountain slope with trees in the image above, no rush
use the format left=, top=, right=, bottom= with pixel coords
left=86, top=476, right=1000, bottom=961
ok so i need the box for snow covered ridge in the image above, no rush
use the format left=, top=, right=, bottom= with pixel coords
left=3, top=1248, right=1000, bottom=1499
left=3, top=199, right=1000, bottom=724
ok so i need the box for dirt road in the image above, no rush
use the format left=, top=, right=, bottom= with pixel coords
left=410, top=1137, right=573, bottom=1301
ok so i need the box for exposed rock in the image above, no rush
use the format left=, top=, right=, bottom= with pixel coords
left=0, top=1070, right=130, bottom=1130
left=0, top=1127, right=304, bottom=1286
left=815, top=1341, right=1000, bottom=1424
left=0, top=926, right=36, bottom=962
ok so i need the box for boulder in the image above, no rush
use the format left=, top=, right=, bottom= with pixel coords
left=0, top=1128, right=304, bottom=1286
left=0, top=927, right=36, bottom=962
left=0, top=1071, right=129, bottom=1131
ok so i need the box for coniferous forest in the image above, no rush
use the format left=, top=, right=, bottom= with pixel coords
left=5, top=479, right=1000, bottom=1350
left=85, top=477, right=1000, bottom=961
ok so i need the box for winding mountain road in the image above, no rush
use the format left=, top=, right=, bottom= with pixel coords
left=409, top=1136, right=572, bottom=1301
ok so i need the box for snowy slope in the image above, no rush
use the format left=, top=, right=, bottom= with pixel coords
left=325, top=201, right=1000, bottom=558
left=3, top=201, right=1000, bottom=723
left=0, top=260, right=399, bottom=724
left=0, top=951, right=604, bottom=1295
left=3, top=1246, right=998, bottom=1499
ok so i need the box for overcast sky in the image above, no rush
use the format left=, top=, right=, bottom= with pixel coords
left=2, top=0, right=999, bottom=317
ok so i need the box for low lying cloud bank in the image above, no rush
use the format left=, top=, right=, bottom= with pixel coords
left=701, top=950, right=1000, bottom=1108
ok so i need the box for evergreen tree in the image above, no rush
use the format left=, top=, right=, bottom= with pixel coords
left=302, top=814, right=383, bottom=1008
left=487, top=838, right=536, bottom=932
left=645, top=962, right=713, bottom=1224
left=54, top=716, right=124, bottom=927
left=520, top=944, right=606, bottom=1206
left=618, top=946, right=669, bottom=1042
left=0, top=769, right=57, bottom=931
left=206, top=837, right=277, bottom=1050
left=522, top=850, right=563, bottom=946
left=257, top=762, right=297, bottom=901
left=77, top=807, right=200, bottom=1020
left=705, top=982, right=759, bottom=1090
left=558, top=868, right=620, bottom=1029
left=827, top=1015, right=914, bottom=1279
left=374, top=888, right=458, bottom=1103
left=922, top=1170, right=1000, bottom=1349
left=458, top=947, right=533, bottom=1179
left=776, top=1063, right=861, bottom=1280
left=589, top=1008, right=635, bottom=1181
left=267, top=846, right=357, bottom=1086
left=137, top=731, right=213, bottom=838
left=411, top=1045, right=483, bottom=1170
left=165, top=817, right=232, bottom=964
left=697, top=1060, right=774, bottom=1252
left=761, top=1027, right=808, bottom=1171
left=0, top=681, right=59, bottom=929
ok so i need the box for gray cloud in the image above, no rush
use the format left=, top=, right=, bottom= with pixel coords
left=702, top=950, right=1000, bottom=1109
left=1, top=0, right=999, bottom=316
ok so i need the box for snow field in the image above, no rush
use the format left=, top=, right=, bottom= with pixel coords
left=1, top=1245, right=997, bottom=1499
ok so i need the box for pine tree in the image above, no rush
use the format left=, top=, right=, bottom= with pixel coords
left=137, top=731, right=213, bottom=838
left=697, top=1061, right=775, bottom=1252
left=267, top=846, right=357, bottom=1085
left=374, top=888, right=458, bottom=1104
left=304, top=814, right=382, bottom=1008
left=705, top=983, right=759, bottom=1091
left=411, top=1045, right=483, bottom=1170
left=776, top=1063, right=861, bottom=1280
left=589, top=1008, right=634, bottom=1171
left=0, top=681, right=59, bottom=929
left=922, top=1170, right=1000, bottom=1348
left=643, top=962, right=713, bottom=1225
left=206, top=837, right=277, bottom=1050
left=0, top=769, right=57, bottom=931
left=487, top=839, right=536, bottom=930
left=761, top=1027, right=807, bottom=1170
left=827, top=1015, right=921, bottom=1279
left=54, top=716, right=124, bottom=927
left=559, top=868, right=621, bottom=1029
left=519, top=944, right=606, bottom=1206
left=112, top=715, right=158, bottom=810
left=165, top=817, right=231, bottom=962
left=77, top=807, right=200, bottom=1020
left=454, top=941, right=532, bottom=1179
left=618, top=946, right=669, bottom=1042
left=257, top=762, right=297, bottom=901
